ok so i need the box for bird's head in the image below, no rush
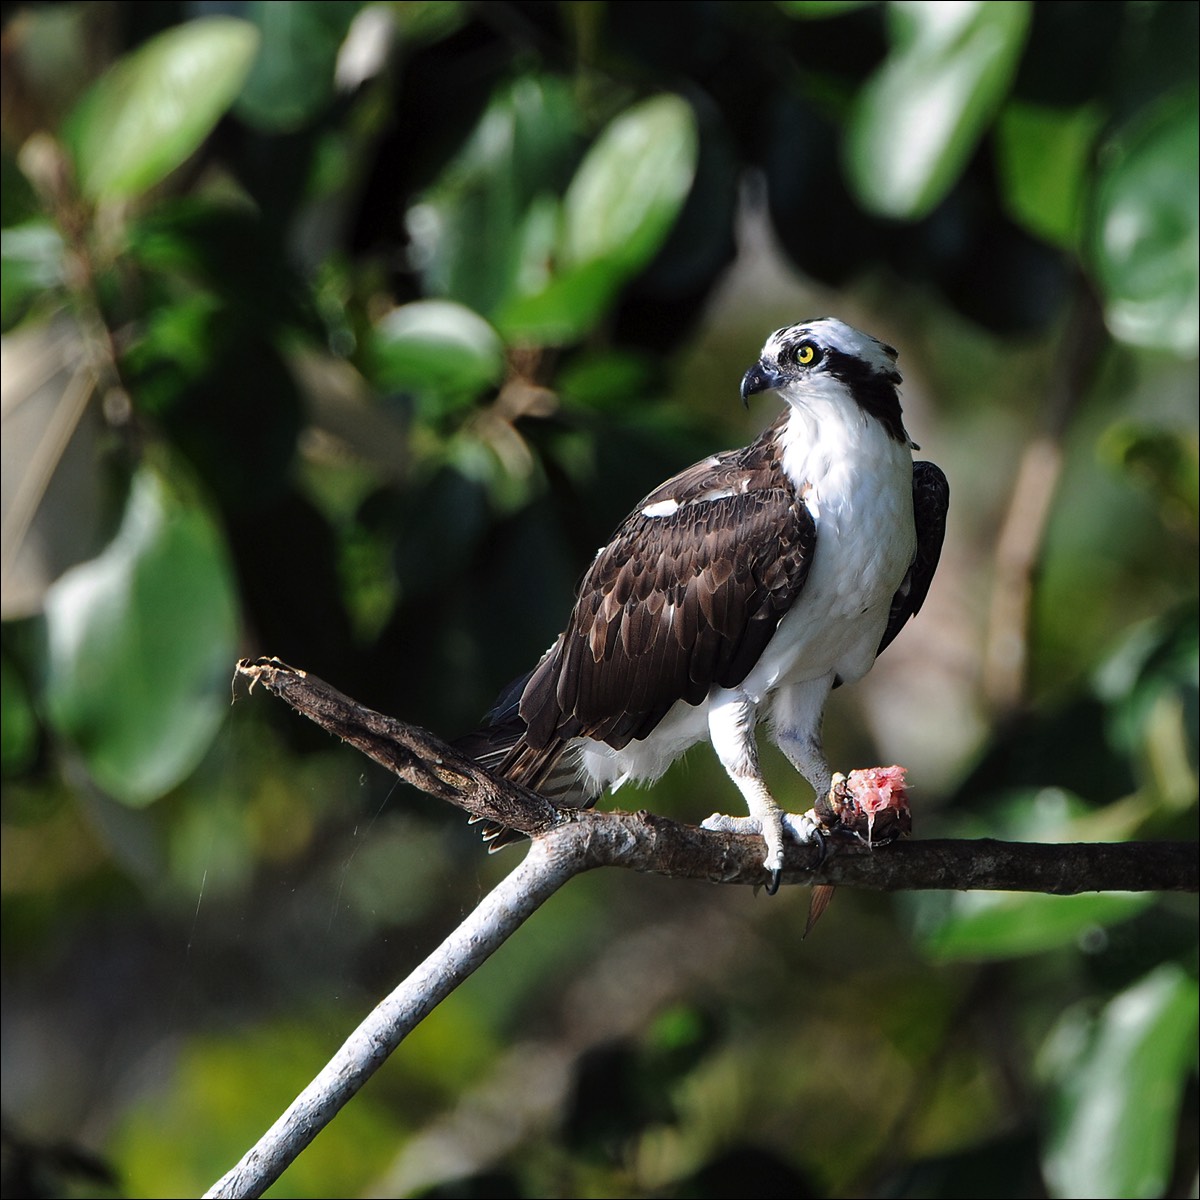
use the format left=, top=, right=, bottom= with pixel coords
left=741, top=317, right=913, bottom=446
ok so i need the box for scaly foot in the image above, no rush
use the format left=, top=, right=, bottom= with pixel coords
left=701, top=809, right=823, bottom=894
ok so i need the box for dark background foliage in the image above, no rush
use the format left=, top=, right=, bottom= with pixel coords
left=1, top=2, right=1196, bottom=1197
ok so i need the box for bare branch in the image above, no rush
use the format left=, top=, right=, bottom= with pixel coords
left=204, top=836, right=579, bottom=1199
left=237, top=657, right=560, bottom=835
left=233, top=657, right=1198, bottom=896
left=209, top=656, right=1196, bottom=1197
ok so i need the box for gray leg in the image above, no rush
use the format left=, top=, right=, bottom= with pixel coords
left=701, top=691, right=789, bottom=889
left=769, top=676, right=835, bottom=799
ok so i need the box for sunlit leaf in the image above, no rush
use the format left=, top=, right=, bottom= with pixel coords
left=561, top=92, right=698, bottom=273
left=955, top=786, right=1146, bottom=846
left=371, top=299, right=505, bottom=409
left=498, top=94, right=698, bottom=344
left=847, top=0, right=1031, bottom=218
left=494, top=257, right=620, bottom=345
left=996, top=101, right=1102, bottom=249
left=1040, top=965, right=1199, bottom=1199
left=64, top=17, right=260, bottom=201
left=1091, top=88, right=1200, bottom=355
left=915, top=780, right=1168, bottom=960
left=43, top=465, right=239, bottom=805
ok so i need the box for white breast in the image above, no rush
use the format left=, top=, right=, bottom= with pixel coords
left=743, top=382, right=916, bottom=695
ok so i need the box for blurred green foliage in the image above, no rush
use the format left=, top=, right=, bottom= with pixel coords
left=1, top=2, right=1195, bottom=1198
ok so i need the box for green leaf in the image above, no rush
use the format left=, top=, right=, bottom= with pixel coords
left=1, top=653, right=38, bottom=774
left=1090, top=89, right=1200, bottom=355
left=497, top=93, right=698, bottom=345
left=234, top=1, right=360, bottom=133
left=847, top=0, right=1031, bottom=219
left=918, top=889, right=1155, bottom=961
left=1040, top=965, right=1199, bottom=1199
left=996, top=101, right=1102, bottom=249
left=411, top=74, right=580, bottom=318
left=777, top=1, right=871, bottom=16
left=1, top=221, right=66, bottom=331
left=370, top=300, right=505, bottom=411
left=64, top=17, right=260, bottom=202
left=557, top=347, right=658, bottom=411
left=916, top=785, right=1164, bottom=959
left=494, top=257, right=622, bottom=346
left=1092, top=606, right=1199, bottom=812
left=1098, top=423, right=1200, bottom=533
left=43, top=465, right=239, bottom=805
left=561, top=93, right=698, bottom=274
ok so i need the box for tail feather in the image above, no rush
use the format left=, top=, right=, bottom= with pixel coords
left=453, top=709, right=592, bottom=851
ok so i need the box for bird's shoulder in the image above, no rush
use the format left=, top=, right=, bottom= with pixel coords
left=634, top=419, right=788, bottom=512
left=576, top=417, right=816, bottom=617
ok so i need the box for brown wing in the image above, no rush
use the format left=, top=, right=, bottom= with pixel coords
left=876, top=460, right=949, bottom=658
left=518, top=436, right=816, bottom=753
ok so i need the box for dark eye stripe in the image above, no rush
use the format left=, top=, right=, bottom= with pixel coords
left=824, top=347, right=900, bottom=388
left=822, top=348, right=908, bottom=443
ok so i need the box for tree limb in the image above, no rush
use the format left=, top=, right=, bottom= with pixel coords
left=204, top=835, right=579, bottom=1199
left=206, top=657, right=1196, bottom=1198
left=234, top=657, right=1197, bottom=896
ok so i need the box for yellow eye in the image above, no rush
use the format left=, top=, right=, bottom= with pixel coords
left=794, top=342, right=818, bottom=366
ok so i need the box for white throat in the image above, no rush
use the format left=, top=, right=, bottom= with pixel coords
left=773, top=377, right=908, bottom=499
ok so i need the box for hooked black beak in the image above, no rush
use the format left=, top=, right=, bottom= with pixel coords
left=740, top=361, right=784, bottom=408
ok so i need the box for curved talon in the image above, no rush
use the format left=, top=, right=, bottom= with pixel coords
left=812, top=827, right=828, bottom=867
left=765, top=867, right=782, bottom=896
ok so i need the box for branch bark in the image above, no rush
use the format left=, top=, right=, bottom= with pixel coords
left=233, top=656, right=1197, bottom=895
left=206, top=657, right=1196, bottom=1198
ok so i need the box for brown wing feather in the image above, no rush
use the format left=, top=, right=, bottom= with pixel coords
left=876, top=460, right=949, bottom=658
left=518, top=426, right=816, bottom=755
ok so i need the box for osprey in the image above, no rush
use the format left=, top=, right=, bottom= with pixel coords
left=459, top=318, right=948, bottom=891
